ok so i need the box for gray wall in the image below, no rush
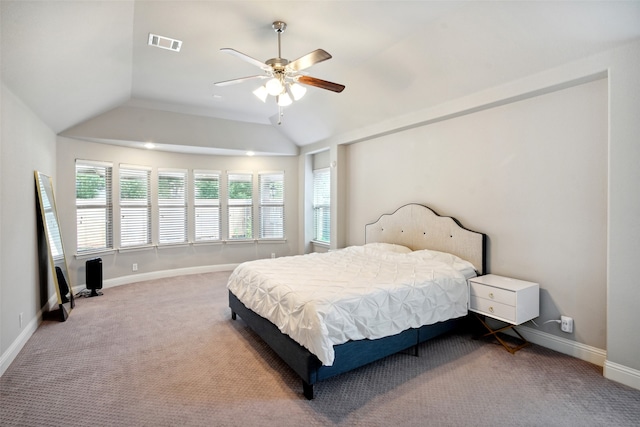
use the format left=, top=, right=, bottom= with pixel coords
left=55, top=137, right=299, bottom=289
left=301, top=40, right=640, bottom=387
left=345, top=78, right=607, bottom=349
left=1, top=84, right=58, bottom=357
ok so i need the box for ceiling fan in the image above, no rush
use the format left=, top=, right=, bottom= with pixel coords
left=214, top=21, right=345, bottom=118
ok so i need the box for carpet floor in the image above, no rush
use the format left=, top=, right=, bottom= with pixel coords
left=1, top=271, right=639, bottom=426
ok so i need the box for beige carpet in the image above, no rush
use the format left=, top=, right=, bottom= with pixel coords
left=1, top=271, right=639, bottom=426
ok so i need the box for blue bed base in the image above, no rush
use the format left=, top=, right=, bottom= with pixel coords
left=229, top=290, right=464, bottom=399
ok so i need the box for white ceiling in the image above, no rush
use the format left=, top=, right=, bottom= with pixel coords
left=2, top=1, right=640, bottom=155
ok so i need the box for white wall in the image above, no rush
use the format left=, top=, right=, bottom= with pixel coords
left=1, top=84, right=58, bottom=366
left=606, top=41, right=640, bottom=383
left=56, top=137, right=299, bottom=289
left=346, top=78, right=608, bottom=349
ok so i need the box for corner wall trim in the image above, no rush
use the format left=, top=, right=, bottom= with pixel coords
left=604, top=360, right=640, bottom=391
left=503, top=324, right=607, bottom=366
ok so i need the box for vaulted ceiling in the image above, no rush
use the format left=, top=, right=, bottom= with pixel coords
left=2, top=1, right=640, bottom=155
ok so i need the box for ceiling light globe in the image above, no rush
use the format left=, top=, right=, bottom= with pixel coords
left=290, top=83, right=307, bottom=101
left=277, top=93, right=292, bottom=107
left=253, top=86, right=268, bottom=102
left=265, top=78, right=284, bottom=96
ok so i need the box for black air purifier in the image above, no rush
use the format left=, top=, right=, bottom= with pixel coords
left=85, top=258, right=103, bottom=297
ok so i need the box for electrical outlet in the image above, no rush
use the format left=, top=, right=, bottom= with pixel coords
left=561, top=315, right=573, bottom=333
left=271, top=253, right=276, bottom=259
left=132, top=263, right=138, bottom=272
left=19, top=313, right=23, bottom=329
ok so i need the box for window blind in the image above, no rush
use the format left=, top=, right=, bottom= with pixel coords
left=76, top=160, right=113, bottom=253
left=313, top=168, right=330, bottom=243
left=227, top=172, right=253, bottom=240
left=194, top=170, right=220, bottom=241
left=120, top=165, right=151, bottom=247
left=258, top=172, right=284, bottom=239
left=158, top=169, right=187, bottom=244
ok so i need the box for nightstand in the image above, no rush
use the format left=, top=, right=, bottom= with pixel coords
left=468, top=274, right=539, bottom=353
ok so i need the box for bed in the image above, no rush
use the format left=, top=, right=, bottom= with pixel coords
left=228, top=203, right=486, bottom=399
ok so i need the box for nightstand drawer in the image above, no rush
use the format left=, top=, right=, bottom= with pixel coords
left=469, top=295, right=516, bottom=323
left=469, top=282, right=516, bottom=306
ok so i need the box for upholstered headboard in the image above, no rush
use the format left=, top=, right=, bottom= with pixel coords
left=365, top=204, right=487, bottom=275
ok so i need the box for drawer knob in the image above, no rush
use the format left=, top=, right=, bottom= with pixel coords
left=489, top=306, right=494, bottom=313
left=489, top=292, right=494, bottom=299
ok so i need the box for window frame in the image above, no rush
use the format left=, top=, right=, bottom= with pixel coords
left=258, top=171, right=285, bottom=240
left=119, top=164, right=152, bottom=249
left=157, top=168, right=188, bottom=245
left=227, top=171, right=254, bottom=241
left=193, top=169, right=221, bottom=242
left=75, top=160, right=113, bottom=254
left=312, top=167, right=331, bottom=244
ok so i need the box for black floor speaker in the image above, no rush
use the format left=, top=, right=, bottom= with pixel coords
left=86, top=258, right=103, bottom=296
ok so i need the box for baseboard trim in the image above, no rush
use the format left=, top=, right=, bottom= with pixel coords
left=0, top=309, right=42, bottom=376
left=1, top=264, right=237, bottom=378
left=604, top=360, right=640, bottom=391
left=96, top=263, right=238, bottom=289
left=500, top=324, right=607, bottom=366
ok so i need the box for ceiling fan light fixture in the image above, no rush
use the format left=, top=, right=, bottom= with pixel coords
left=277, top=93, right=292, bottom=107
left=289, top=83, right=307, bottom=101
left=214, top=20, right=345, bottom=120
left=265, top=78, right=284, bottom=96
left=253, top=86, right=268, bottom=102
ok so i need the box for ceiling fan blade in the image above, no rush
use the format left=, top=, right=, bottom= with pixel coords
left=288, top=49, right=332, bottom=72
left=297, top=75, right=345, bottom=93
left=214, top=75, right=268, bottom=86
left=220, top=48, right=271, bottom=71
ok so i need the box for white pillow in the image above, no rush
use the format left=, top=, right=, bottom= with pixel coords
left=363, top=242, right=413, bottom=254
left=409, top=249, right=478, bottom=278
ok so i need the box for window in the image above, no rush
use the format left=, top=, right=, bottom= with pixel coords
left=75, top=160, right=113, bottom=253
left=194, top=170, right=220, bottom=241
left=158, top=169, right=187, bottom=244
left=120, top=165, right=151, bottom=247
left=259, top=172, right=284, bottom=239
left=313, top=168, right=330, bottom=243
left=227, top=172, right=253, bottom=240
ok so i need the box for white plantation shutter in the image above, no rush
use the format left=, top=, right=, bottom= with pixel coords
left=313, top=168, right=330, bottom=243
left=120, top=165, right=151, bottom=247
left=158, top=169, right=187, bottom=244
left=194, top=170, right=220, bottom=241
left=75, top=160, right=113, bottom=253
left=259, top=172, right=284, bottom=239
left=227, top=172, right=253, bottom=240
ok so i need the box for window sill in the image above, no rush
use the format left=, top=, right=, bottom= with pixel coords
left=118, top=245, right=155, bottom=253
left=224, top=239, right=288, bottom=244
left=75, top=249, right=116, bottom=260
left=157, top=243, right=191, bottom=250
left=311, top=240, right=330, bottom=253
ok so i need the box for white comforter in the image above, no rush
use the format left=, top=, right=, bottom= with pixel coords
left=227, top=243, right=476, bottom=366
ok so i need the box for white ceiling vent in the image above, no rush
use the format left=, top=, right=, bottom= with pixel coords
left=148, top=33, right=182, bottom=52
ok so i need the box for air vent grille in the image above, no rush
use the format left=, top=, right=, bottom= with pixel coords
left=148, top=33, right=182, bottom=52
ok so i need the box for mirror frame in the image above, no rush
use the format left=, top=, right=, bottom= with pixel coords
left=35, top=171, right=75, bottom=321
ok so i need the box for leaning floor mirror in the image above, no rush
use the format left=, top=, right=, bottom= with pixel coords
left=35, top=171, right=75, bottom=321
